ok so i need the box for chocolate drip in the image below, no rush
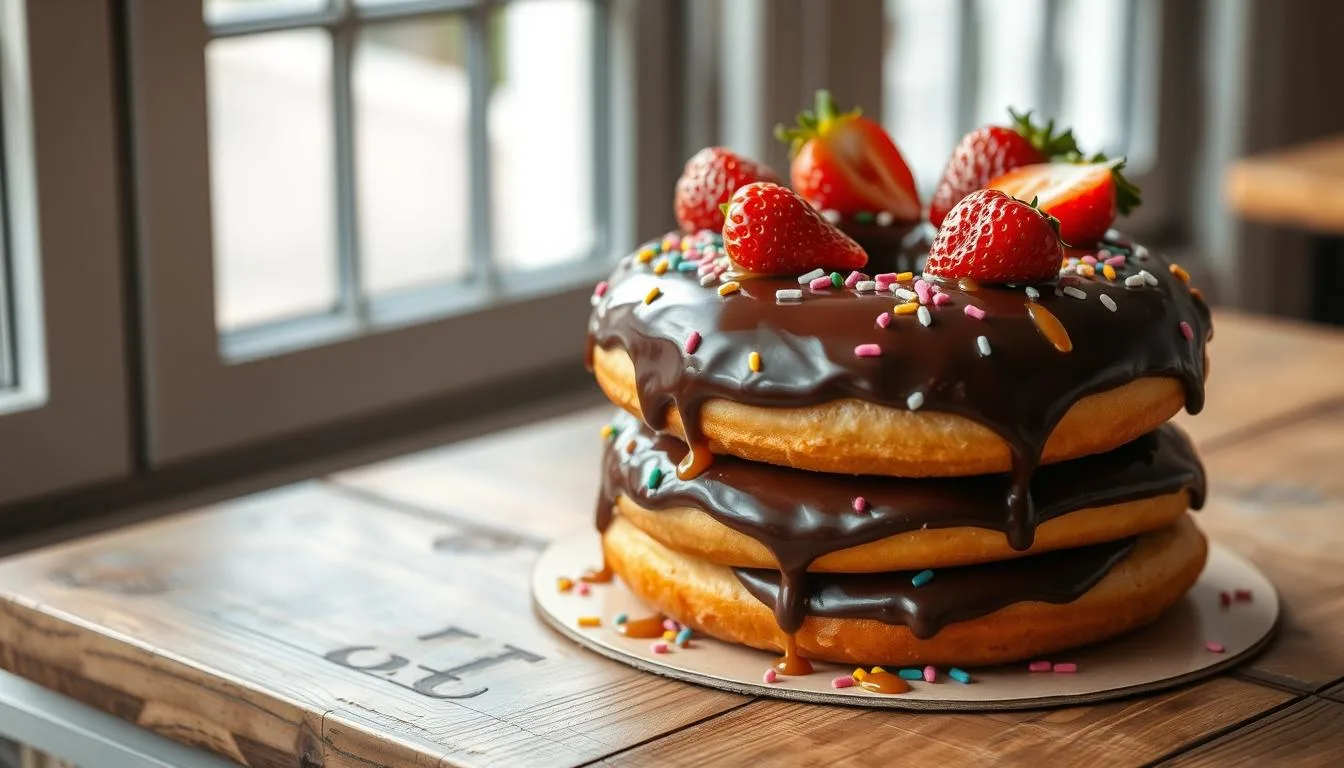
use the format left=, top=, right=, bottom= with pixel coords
left=734, top=537, right=1136, bottom=639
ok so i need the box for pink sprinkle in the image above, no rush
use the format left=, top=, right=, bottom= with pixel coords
left=854, top=343, right=882, bottom=358
left=932, top=292, right=951, bottom=306
left=831, top=675, right=856, bottom=689
left=844, top=270, right=866, bottom=288
left=1028, top=660, right=1052, bottom=672
left=923, top=665, right=937, bottom=683
left=1104, top=254, right=1126, bottom=267
left=576, top=582, right=591, bottom=596
left=963, top=304, right=987, bottom=320
left=763, top=668, right=779, bottom=684
left=809, top=276, right=832, bottom=291
left=1205, top=641, right=1226, bottom=653
left=662, top=619, right=679, bottom=632
left=651, top=641, right=669, bottom=654
left=853, top=496, right=867, bottom=513
left=874, top=272, right=899, bottom=288
left=876, top=312, right=892, bottom=329
left=593, top=281, right=608, bottom=298
left=1180, top=321, right=1194, bottom=340
left=684, top=331, right=702, bottom=355
left=1053, top=663, right=1078, bottom=674
left=697, top=262, right=717, bottom=276
left=1220, top=591, right=1232, bottom=608
left=914, top=278, right=933, bottom=304
left=1081, top=254, right=1098, bottom=266
left=1235, top=589, right=1253, bottom=602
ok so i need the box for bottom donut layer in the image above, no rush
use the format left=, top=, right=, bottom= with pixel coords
left=603, top=513, right=1207, bottom=667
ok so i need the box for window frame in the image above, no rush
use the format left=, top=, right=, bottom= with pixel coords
left=126, top=0, right=674, bottom=465
left=0, top=0, right=133, bottom=506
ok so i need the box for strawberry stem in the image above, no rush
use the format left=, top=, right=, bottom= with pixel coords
left=775, top=89, right=862, bottom=158
left=1008, top=108, right=1081, bottom=160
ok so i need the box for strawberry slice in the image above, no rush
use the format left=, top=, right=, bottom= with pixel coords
left=929, top=110, right=1080, bottom=228
left=925, top=189, right=1063, bottom=284
left=989, top=159, right=1142, bottom=245
left=775, top=90, right=921, bottom=221
left=675, top=147, right=781, bottom=234
left=722, top=182, right=868, bottom=275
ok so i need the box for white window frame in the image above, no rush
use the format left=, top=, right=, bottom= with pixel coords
left=0, top=0, right=132, bottom=506
left=126, top=0, right=675, bottom=464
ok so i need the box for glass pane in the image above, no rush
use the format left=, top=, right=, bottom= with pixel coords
left=883, top=0, right=961, bottom=195
left=355, top=17, right=471, bottom=295
left=207, top=30, right=339, bottom=331
left=970, top=0, right=1048, bottom=127
left=1055, top=0, right=1130, bottom=157
left=489, top=0, right=596, bottom=271
left=204, top=0, right=329, bottom=27
left=0, top=153, right=11, bottom=390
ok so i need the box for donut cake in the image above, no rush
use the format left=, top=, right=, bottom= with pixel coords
left=581, top=93, right=1213, bottom=678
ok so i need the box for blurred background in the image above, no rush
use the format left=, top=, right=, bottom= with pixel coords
left=0, top=0, right=1340, bottom=529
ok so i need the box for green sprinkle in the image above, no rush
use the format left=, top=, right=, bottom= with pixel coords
left=646, top=466, right=663, bottom=489
left=949, top=667, right=972, bottom=684
left=911, top=569, right=934, bottom=588
left=897, top=668, right=923, bottom=680
left=854, top=211, right=875, bottom=223
left=614, top=613, right=628, bottom=625
left=830, top=271, right=843, bottom=288
left=1099, top=242, right=1130, bottom=254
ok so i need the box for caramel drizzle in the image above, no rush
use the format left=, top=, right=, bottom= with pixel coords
left=773, top=633, right=814, bottom=676
left=617, top=615, right=667, bottom=638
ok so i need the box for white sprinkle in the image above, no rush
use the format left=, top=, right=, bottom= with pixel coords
left=775, top=289, right=803, bottom=302
left=917, top=306, right=932, bottom=327
left=1139, top=269, right=1159, bottom=286
left=720, top=272, right=733, bottom=283
left=1025, top=286, right=1040, bottom=300
left=1100, top=294, right=1117, bottom=312
left=821, top=209, right=842, bottom=224
left=977, top=335, right=992, bottom=356
left=907, top=391, right=925, bottom=411
left=797, top=268, right=826, bottom=285
left=1059, top=265, right=1077, bottom=276
left=590, top=294, right=601, bottom=306
left=876, top=211, right=895, bottom=226
left=699, top=273, right=717, bottom=287
left=855, top=280, right=877, bottom=292
left=894, top=287, right=917, bottom=302
left=1123, top=274, right=1146, bottom=288
left=1063, top=286, right=1088, bottom=300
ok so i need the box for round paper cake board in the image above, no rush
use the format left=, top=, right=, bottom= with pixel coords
left=532, top=530, right=1278, bottom=711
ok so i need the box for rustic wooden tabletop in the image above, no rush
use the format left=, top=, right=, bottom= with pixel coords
left=1, top=308, right=1343, bottom=767
left=1227, top=135, right=1344, bottom=235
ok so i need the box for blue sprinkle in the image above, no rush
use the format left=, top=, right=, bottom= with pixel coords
left=911, top=569, right=934, bottom=588
left=675, top=627, right=692, bottom=646
left=646, top=467, right=663, bottom=490
left=668, top=253, right=683, bottom=270
left=677, top=260, right=699, bottom=272
left=614, top=613, right=628, bottom=625
left=949, top=667, right=972, bottom=684
left=897, top=668, right=923, bottom=680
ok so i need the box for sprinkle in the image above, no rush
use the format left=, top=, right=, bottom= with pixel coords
left=855, top=280, right=877, bottom=292
left=854, top=211, right=875, bottom=223
left=625, top=440, right=636, bottom=454
left=718, top=281, right=740, bottom=297
left=829, top=271, right=843, bottom=288
left=653, top=257, right=670, bottom=275
left=577, top=616, right=601, bottom=628
left=1235, top=589, right=1253, bottom=602
left=776, top=288, right=803, bottom=302
left=646, top=466, right=663, bottom=489
left=876, top=211, right=895, bottom=226
left=809, top=276, right=833, bottom=291
left=797, top=268, right=826, bottom=284
left=821, top=209, right=841, bottom=224
left=748, top=351, right=762, bottom=373
left=1077, top=263, right=1096, bottom=278
left=1205, top=641, right=1225, bottom=654
left=907, top=391, right=925, bottom=410
left=1179, top=320, right=1194, bottom=340
left=1028, top=660, right=1052, bottom=672
left=876, top=312, right=892, bottom=328
left=637, top=248, right=656, bottom=264
left=916, top=306, right=932, bottom=327
left=1025, top=286, right=1040, bottom=300
left=844, top=270, right=866, bottom=288
left=614, top=613, right=628, bottom=625
left=1053, top=662, right=1078, bottom=674
left=662, top=630, right=677, bottom=641
left=696, top=261, right=716, bottom=276
left=1170, top=263, right=1191, bottom=283
left=923, top=666, right=937, bottom=683
left=1220, top=591, right=1231, bottom=608
left=853, top=496, right=867, bottom=513
left=1063, top=286, right=1088, bottom=300
left=976, top=335, right=992, bottom=357
left=557, top=577, right=574, bottom=592
left=651, top=641, right=669, bottom=654
left=644, top=286, right=662, bottom=304
left=831, top=675, right=856, bottom=689
left=948, top=668, right=973, bottom=684
left=1104, top=254, right=1126, bottom=267
left=1100, top=294, right=1117, bottom=312
left=894, top=288, right=918, bottom=302
left=894, top=303, right=919, bottom=316
left=1191, top=288, right=1205, bottom=302
left=911, top=569, right=934, bottom=587
left=1124, top=274, right=1146, bottom=288
left=894, top=272, right=914, bottom=281
left=914, top=278, right=933, bottom=304
left=1102, top=264, right=1117, bottom=281
left=1139, top=269, right=1158, bottom=286
left=593, top=281, right=608, bottom=298
left=874, top=273, right=899, bottom=289
left=932, top=292, right=951, bottom=306
left=600, top=424, right=616, bottom=441
left=1081, top=254, right=1098, bottom=266
left=677, top=260, right=698, bottom=272
left=684, top=331, right=702, bottom=354
left=854, top=343, right=882, bottom=358
left=852, top=668, right=868, bottom=682
left=663, top=619, right=679, bottom=632
left=963, top=304, right=987, bottom=320
left=680, top=236, right=693, bottom=251
left=675, top=627, right=692, bottom=646
left=870, top=666, right=886, bottom=674
left=1059, top=265, right=1076, bottom=276
left=763, top=668, right=778, bottom=684
left=897, top=668, right=923, bottom=681
left=576, top=582, right=591, bottom=596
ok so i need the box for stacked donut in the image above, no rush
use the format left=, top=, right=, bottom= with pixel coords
left=585, top=96, right=1212, bottom=673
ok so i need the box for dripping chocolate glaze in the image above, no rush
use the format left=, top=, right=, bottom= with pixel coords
left=586, top=225, right=1212, bottom=553
left=597, top=416, right=1203, bottom=633
left=734, top=537, right=1135, bottom=640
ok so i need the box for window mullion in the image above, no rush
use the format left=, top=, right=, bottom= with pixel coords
left=1038, top=0, right=1061, bottom=120
left=331, top=3, right=367, bottom=322
left=590, top=0, right=612, bottom=263
left=466, top=3, right=496, bottom=290
left=952, top=0, right=978, bottom=136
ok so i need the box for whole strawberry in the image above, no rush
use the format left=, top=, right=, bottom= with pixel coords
left=675, top=147, right=780, bottom=233
left=925, top=189, right=1062, bottom=284
left=928, top=110, right=1079, bottom=228
left=722, top=182, right=867, bottom=275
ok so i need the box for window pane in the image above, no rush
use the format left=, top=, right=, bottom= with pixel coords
left=204, top=0, right=329, bottom=27
left=1055, top=0, right=1130, bottom=157
left=488, top=0, right=596, bottom=271
left=355, top=17, right=471, bottom=295
left=0, top=150, right=11, bottom=390
left=207, top=30, right=339, bottom=331
left=969, top=0, right=1048, bottom=127
left=883, top=0, right=961, bottom=195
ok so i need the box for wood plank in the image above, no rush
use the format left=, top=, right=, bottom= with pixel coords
left=1226, top=135, right=1344, bottom=235
left=1324, top=682, right=1344, bottom=704
left=1197, top=399, right=1344, bottom=692
left=1160, top=697, right=1344, bottom=767
left=601, top=678, right=1292, bottom=768
left=0, top=484, right=746, bottom=768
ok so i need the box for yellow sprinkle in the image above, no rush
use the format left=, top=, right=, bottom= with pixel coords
left=894, top=271, right=914, bottom=281
left=637, top=248, right=656, bottom=263
left=653, top=257, right=669, bottom=275
left=557, top=577, right=574, bottom=593
left=1077, top=263, right=1096, bottom=278
left=853, top=668, right=868, bottom=681
left=681, top=236, right=693, bottom=251
left=1170, top=263, right=1191, bottom=283
left=1102, top=264, right=1117, bottom=281
left=718, top=281, right=741, bottom=297
left=662, top=630, right=677, bottom=641
left=644, top=286, right=662, bottom=305
left=1061, top=258, right=1070, bottom=269
left=577, top=616, right=601, bottom=627
left=894, top=303, right=919, bottom=316
left=600, top=425, right=615, bottom=440
left=871, top=666, right=886, bottom=674
left=748, top=351, right=761, bottom=373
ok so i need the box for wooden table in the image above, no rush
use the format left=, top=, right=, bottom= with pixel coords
left=1226, top=135, right=1344, bottom=235
left=2, top=308, right=1344, bottom=767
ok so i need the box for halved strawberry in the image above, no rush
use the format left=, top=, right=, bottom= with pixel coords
left=722, top=182, right=867, bottom=275
left=925, top=189, right=1062, bottom=284
left=928, top=110, right=1080, bottom=228
left=988, top=159, right=1141, bottom=245
left=675, top=147, right=781, bottom=234
left=775, top=90, right=920, bottom=221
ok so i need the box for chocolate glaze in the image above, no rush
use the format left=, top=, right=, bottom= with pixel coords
left=598, top=415, right=1203, bottom=633
left=587, top=228, right=1211, bottom=555
left=734, top=537, right=1135, bottom=639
